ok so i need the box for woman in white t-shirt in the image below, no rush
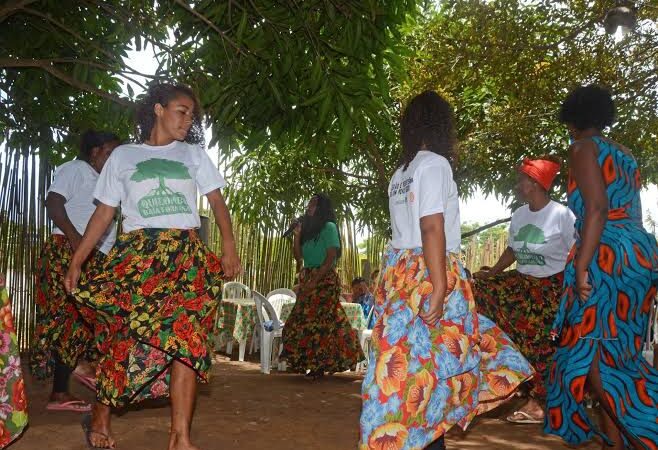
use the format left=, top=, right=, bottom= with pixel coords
left=359, top=91, right=533, bottom=450
left=64, top=83, right=242, bottom=450
left=472, top=157, right=575, bottom=424
left=30, top=130, right=119, bottom=413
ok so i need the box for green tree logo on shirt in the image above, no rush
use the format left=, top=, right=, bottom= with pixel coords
left=130, top=158, right=192, bottom=218
left=513, top=224, right=547, bottom=266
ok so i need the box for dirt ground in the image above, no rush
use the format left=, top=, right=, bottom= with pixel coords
left=11, top=353, right=602, bottom=450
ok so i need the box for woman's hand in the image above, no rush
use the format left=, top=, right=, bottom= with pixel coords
left=575, top=269, right=591, bottom=300
left=64, top=263, right=82, bottom=294
left=419, top=291, right=445, bottom=325
left=473, top=265, right=494, bottom=280
left=291, top=220, right=302, bottom=237
left=473, top=270, right=493, bottom=280
left=220, top=243, right=242, bottom=280
left=303, top=277, right=318, bottom=293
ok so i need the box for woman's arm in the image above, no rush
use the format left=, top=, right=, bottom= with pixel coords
left=570, top=140, right=608, bottom=300
left=206, top=189, right=242, bottom=280
left=45, top=192, right=82, bottom=251
left=64, top=203, right=116, bottom=292
left=419, top=213, right=447, bottom=324
left=474, top=247, right=516, bottom=279
left=292, top=222, right=302, bottom=272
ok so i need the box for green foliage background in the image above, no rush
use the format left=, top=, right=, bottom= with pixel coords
left=2, top=0, right=658, bottom=235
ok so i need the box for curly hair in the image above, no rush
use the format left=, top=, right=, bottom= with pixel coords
left=135, top=83, right=205, bottom=145
left=79, top=129, right=120, bottom=162
left=300, top=193, right=342, bottom=259
left=559, top=85, right=616, bottom=131
left=399, top=90, right=457, bottom=171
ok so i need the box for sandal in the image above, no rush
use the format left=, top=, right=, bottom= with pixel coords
left=73, top=370, right=97, bottom=391
left=304, top=369, right=324, bottom=381
left=505, top=410, right=543, bottom=424
left=46, top=400, right=92, bottom=412
left=81, top=413, right=115, bottom=449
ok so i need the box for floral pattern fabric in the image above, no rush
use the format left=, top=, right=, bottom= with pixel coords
left=471, top=270, right=563, bottom=399
left=72, top=228, right=223, bottom=407
left=360, top=248, right=534, bottom=450
left=30, top=234, right=102, bottom=379
left=282, top=268, right=364, bottom=374
left=0, top=278, right=27, bottom=448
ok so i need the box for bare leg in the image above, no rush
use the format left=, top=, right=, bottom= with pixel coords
left=168, top=361, right=200, bottom=450
left=587, top=350, right=644, bottom=450
left=88, top=402, right=115, bottom=448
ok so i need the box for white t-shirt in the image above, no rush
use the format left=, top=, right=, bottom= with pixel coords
left=94, top=141, right=226, bottom=232
left=508, top=200, right=576, bottom=277
left=48, top=160, right=116, bottom=254
left=389, top=151, right=461, bottom=252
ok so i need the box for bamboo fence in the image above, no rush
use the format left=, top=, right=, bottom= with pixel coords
left=0, top=149, right=51, bottom=351
left=462, top=233, right=510, bottom=273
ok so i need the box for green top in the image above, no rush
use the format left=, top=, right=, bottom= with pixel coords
left=302, top=221, right=340, bottom=268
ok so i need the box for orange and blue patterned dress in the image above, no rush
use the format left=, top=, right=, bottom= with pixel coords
left=359, top=249, right=534, bottom=449
left=545, top=137, right=658, bottom=449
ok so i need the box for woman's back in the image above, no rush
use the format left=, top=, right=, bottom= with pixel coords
left=568, top=137, right=644, bottom=230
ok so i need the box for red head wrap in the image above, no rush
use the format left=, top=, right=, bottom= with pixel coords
left=520, top=158, right=560, bottom=191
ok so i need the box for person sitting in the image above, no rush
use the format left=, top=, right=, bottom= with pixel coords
left=351, top=277, right=375, bottom=329
left=472, top=156, right=576, bottom=424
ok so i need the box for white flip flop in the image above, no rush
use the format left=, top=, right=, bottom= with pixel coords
left=505, top=410, right=543, bottom=424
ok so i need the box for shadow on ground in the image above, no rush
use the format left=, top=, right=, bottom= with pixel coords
left=10, top=354, right=601, bottom=449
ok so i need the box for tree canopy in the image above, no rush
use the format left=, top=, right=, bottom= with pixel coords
left=403, top=0, right=658, bottom=202
left=3, top=0, right=658, bottom=235
left=1, top=0, right=418, bottom=232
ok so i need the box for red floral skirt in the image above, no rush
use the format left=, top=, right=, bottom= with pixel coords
left=471, top=270, right=563, bottom=398
left=30, top=234, right=102, bottom=378
left=282, top=268, right=363, bottom=373
left=72, top=228, right=223, bottom=407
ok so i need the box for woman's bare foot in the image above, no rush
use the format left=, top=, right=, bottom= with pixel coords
left=87, top=403, right=115, bottom=448
left=168, top=432, right=201, bottom=450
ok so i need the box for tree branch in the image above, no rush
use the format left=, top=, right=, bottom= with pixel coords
left=19, top=7, right=157, bottom=83
left=0, top=0, right=37, bottom=23
left=306, top=164, right=376, bottom=182
left=363, top=134, right=389, bottom=190
left=462, top=217, right=511, bottom=239
left=0, top=58, right=132, bottom=107
left=172, top=0, right=249, bottom=57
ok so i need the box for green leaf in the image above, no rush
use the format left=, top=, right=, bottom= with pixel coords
left=11, top=411, right=27, bottom=428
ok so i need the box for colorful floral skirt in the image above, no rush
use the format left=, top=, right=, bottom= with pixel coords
left=471, top=270, right=563, bottom=399
left=282, top=268, right=364, bottom=374
left=0, top=280, right=28, bottom=448
left=30, top=234, right=103, bottom=379
left=360, top=248, right=534, bottom=450
left=72, top=228, right=223, bottom=407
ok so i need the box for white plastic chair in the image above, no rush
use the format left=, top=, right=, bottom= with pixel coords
left=267, top=288, right=296, bottom=300
left=356, top=306, right=375, bottom=372
left=642, top=294, right=657, bottom=367
left=222, top=281, right=251, bottom=299
left=250, top=289, right=296, bottom=354
left=253, top=291, right=284, bottom=374
left=222, top=282, right=251, bottom=355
